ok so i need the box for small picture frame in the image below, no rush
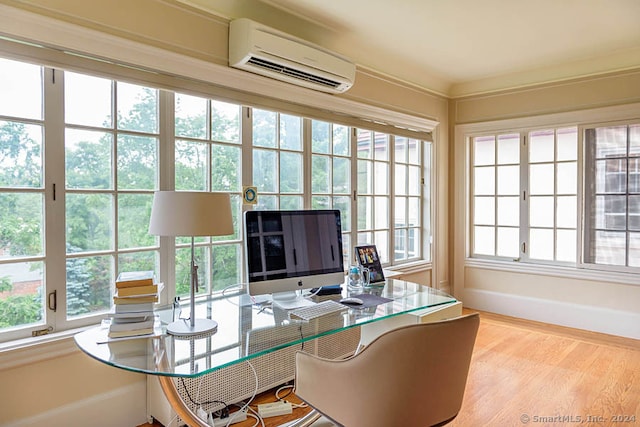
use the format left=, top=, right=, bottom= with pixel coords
left=354, top=245, right=385, bottom=283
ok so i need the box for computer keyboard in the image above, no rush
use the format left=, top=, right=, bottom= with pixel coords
left=289, top=300, right=347, bottom=321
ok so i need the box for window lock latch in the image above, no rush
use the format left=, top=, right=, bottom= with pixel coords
left=32, top=326, right=53, bottom=337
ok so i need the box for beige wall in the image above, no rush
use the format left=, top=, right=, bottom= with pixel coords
left=453, top=69, right=640, bottom=124
left=3, top=0, right=230, bottom=65
left=451, top=71, right=640, bottom=340
left=0, top=346, right=146, bottom=426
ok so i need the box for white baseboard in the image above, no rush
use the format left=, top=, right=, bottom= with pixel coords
left=4, top=381, right=147, bottom=427
left=460, top=288, right=640, bottom=340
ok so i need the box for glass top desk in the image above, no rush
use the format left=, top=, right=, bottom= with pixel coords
left=74, top=279, right=458, bottom=426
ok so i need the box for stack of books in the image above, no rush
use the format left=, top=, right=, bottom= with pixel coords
left=108, top=271, right=161, bottom=339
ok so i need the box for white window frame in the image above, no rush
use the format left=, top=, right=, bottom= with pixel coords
left=0, top=8, right=439, bottom=352
left=469, top=128, right=579, bottom=265
left=580, top=119, right=640, bottom=273
left=0, top=60, right=436, bottom=345
left=456, top=102, right=640, bottom=286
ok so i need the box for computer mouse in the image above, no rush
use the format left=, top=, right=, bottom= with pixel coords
left=340, top=297, right=364, bottom=306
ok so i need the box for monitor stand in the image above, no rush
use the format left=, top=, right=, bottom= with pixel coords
left=272, top=290, right=315, bottom=310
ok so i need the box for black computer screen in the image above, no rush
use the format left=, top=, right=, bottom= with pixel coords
left=244, top=209, right=344, bottom=296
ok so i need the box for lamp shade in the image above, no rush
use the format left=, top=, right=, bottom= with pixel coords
left=149, top=191, right=233, bottom=237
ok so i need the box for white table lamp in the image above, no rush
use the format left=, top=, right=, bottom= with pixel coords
left=149, top=191, right=233, bottom=336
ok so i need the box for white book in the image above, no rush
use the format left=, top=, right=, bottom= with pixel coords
left=108, top=316, right=156, bottom=332
left=107, top=327, right=155, bottom=339
left=114, top=302, right=154, bottom=313
left=108, top=310, right=154, bottom=318
left=110, top=313, right=154, bottom=324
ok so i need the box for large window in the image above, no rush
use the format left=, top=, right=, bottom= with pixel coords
left=583, top=123, right=640, bottom=269
left=174, top=94, right=243, bottom=293
left=0, top=58, right=46, bottom=334
left=470, top=120, right=640, bottom=275
left=311, top=120, right=352, bottom=264
left=357, top=130, right=391, bottom=262
left=65, top=73, right=160, bottom=319
left=252, top=108, right=304, bottom=210
left=355, top=130, right=427, bottom=264
left=472, top=133, right=521, bottom=258
left=528, top=128, right=578, bottom=263
left=394, top=137, right=424, bottom=262
left=471, top=128, right=578, bottom=264
left=0, top=56, right=431, bottom=343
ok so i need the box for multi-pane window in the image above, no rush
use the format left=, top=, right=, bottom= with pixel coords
left=394, top=137, right=424, bottom=262
left=65, top=73, right=159, bottom=319
left=583, top=123, right=640, bottom=269
left=357, top=130, right=390, bottom=263
left=355, top=130, right=427, bottom=264
left=0, top=58, right=46, bottom=332
left=528, top=128, right=577, bottom=263
left=0, top=55, right=431, bottom=342
left=310, top=120, right=352, bottom=264
left=471, top=128, right=578, bottom=263
left=175, top=94, right=243, bottom=293
left=472, top=133, right=520, bottom=258
left=252, top=108, right=304, bottom=210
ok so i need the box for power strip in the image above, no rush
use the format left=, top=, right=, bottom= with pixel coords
left=257, top=401, right=293, bottom=418
left=210, top=409, right=248, bottom=426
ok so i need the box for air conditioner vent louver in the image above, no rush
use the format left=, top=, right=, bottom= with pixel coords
left=229, top=19, right=355, bottom=94
left=247, top=57, right=342, bottom=89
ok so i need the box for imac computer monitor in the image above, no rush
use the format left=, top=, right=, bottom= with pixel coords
left=244, top=209, right=345, bottom=308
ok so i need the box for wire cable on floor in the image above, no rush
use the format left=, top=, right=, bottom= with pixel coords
left=275, top=384, right=308, bottom=409
left=220, top=360, right=264, bottom=427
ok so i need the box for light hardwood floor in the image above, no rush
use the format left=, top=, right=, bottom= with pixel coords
left=140, top=310, right=640, bottom=427
left=449, top=310, right=640, bottom=426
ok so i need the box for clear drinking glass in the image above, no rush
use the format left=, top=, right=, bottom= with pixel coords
left=348, top=265, right=370, bottom=290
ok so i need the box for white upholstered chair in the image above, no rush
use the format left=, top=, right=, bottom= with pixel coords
left=294, top=313, right=480, bottom=427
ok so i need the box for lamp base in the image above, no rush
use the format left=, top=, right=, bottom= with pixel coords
left=166, top=318, right=218, bottom=337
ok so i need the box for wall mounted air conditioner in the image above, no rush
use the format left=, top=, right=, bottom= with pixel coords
left=229, top=18, right=355, bottom=94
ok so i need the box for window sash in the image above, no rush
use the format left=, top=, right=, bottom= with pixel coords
left=470, top=127, right=579, bottom=266
left=581, top=121, right=640, bottom=272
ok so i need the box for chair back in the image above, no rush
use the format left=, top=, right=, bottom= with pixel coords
left=295, top=313, right=480, bottom=427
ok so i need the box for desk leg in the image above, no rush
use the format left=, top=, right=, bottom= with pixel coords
left=156, top=352, right=209, bottom=427
left=155, top=375, right=209, bottom=427
left=157, top=371, right=322, bottom=427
